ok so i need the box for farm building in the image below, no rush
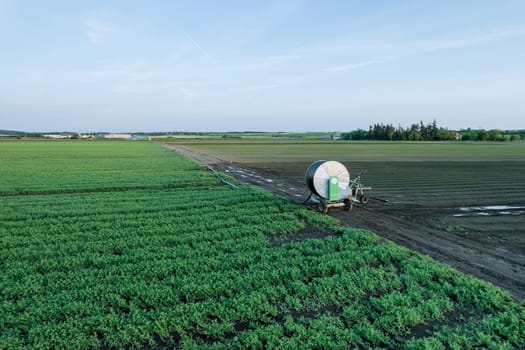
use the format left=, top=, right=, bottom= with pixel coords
left=103, top=133, right=132, bottom=139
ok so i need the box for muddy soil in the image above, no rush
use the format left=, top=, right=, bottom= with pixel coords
left=161, top=143, right=525, bottom=300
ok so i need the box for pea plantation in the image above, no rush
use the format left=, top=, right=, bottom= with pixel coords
left=1, top=141, right=523, bottom=349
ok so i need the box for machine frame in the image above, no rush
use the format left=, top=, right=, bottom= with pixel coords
left=311, top=171, right=371, bottom=214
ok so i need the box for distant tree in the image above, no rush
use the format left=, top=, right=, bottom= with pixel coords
left=385, top=125, right=390, bottom=141
left=460, top=129, right=473, bottom=140
left=436, top=128, right=455, bottom=141
left=407, top=123, right=422, bottom=141
left=429, top=119, right=438, bottom=140
left=352, top=129, right=369, bottom=140
left=341, top=132, right=351, bottom=140
left=487, top=129, right=503, bottom=141
left=419, top=121, right=428, bottom=140
left=342, top=122, right=522, bottom=142
left=476, top=130, right=489, bottom=141
left=342, top=129, right=368, bottom=140
left=395, top=125, right=404, bottom=140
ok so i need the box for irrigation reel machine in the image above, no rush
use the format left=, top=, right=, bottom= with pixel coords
left=305, top=160, right=371, bottom=214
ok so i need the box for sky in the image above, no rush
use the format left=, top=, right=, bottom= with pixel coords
left=1, top=0, right=524, bottom=132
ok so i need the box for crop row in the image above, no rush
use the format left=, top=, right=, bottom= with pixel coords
left=0, top=141, right=218, bottom=195
left=0, top=187, right=277, bottom=223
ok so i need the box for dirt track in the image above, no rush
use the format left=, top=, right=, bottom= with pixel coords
left=161, top=143, right=525, bottom=300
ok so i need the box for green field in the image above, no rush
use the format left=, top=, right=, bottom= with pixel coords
left=0, top=141, right=217, bottom=195
left=171, top=140, right=525, bottom=162
left=153, top=132, right=334, bottom=140
left=1, top=141, right=524, bottom=349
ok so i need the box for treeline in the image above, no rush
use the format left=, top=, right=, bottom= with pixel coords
left=460, top=128, right=523, bottom=141
left=341, top=121, right=523, bottom=141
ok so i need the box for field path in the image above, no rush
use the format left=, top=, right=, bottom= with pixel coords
left=160, top=142, right=525, bottom=300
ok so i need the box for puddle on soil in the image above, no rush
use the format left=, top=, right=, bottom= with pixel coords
left=454, top=212, right=489, bottom=217
left=453, top=205, right=525, bottom=217
left=459, top=205, right=525, bottom=211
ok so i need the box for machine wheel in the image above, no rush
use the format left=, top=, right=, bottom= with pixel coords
left=317, top=202, right=329, bottom=214
left=343, top=199, right=351, bottom=211
left=359, top=195, right=369, bottom=204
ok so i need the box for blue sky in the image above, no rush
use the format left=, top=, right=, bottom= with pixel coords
left=1, top=0, right=524, bottom=132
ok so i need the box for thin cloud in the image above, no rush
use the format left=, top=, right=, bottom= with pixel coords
left=232, top=54, right=302, bottom=71
left=422, top=28, right=525, bottom=52
left=322, top=28, right=525, bottom=73
left=84, top=20, right=113, bottom=43
left=243, top=84, right=279, bottom=91
left=185, top=32, right=213, bottom=61
left=178, top=87, right=198, bottom=97
left=323, top=58, right=394, bottom=72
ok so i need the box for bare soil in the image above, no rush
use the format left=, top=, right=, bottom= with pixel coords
left=161, top=143, right=525, bottom=300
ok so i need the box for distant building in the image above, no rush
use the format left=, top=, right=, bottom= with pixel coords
left=455, top=132, right=462, bottom=141
left=104, top=134, right=132, bottom=139
left=43, top=134, right=70, bottom=139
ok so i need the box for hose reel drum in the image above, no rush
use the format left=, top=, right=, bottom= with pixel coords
left=305, top=160, right=371, bottom=213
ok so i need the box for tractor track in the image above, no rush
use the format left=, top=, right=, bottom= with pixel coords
left=160, top=143, right=525, bottom=300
